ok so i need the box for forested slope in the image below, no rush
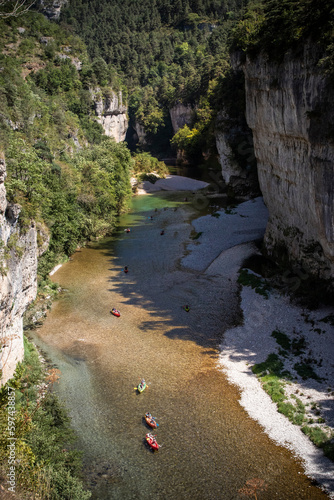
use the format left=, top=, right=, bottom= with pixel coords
left=0, top=12, right=134, bottom=279
left=60, top=0, right=245, bottom=157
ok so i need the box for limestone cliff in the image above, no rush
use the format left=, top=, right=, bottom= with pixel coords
left=215, top=109, right=259, bottom=197
left=243, top=45, right=334, bottom=281
left=39, top=0, right=68, bottom=20
left=169, top=103, right=194, bottom=134
left=0, top=157, right=45, bottom=385
left=92, top=88, right=128, bottom=142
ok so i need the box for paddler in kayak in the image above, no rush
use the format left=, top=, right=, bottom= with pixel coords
left=145, top=412, right=159, bottom=428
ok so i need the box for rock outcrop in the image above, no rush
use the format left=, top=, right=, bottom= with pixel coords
left=243, top=45, right=334, bottom=280
left=215, top=109, right=259, bottom=196
left=169, top=102, right=194, bottom=134
left=39, top=0, right=68, bottom=20
left=133, top=122, right=146, bottom=146
left=0, top=156, right=44, bottom=385
left=92, top=88, right=128, bottom=142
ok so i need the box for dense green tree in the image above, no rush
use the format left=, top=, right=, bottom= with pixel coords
left=59, top=0, right=245, bottom=153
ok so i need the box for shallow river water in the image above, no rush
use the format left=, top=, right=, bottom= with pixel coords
left=31, top=192, right=328, bottom=499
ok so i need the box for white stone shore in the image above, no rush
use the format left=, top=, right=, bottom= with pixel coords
left=219, top=286, right=334, bottom=498
left=180, top=193, right=334, bottom=498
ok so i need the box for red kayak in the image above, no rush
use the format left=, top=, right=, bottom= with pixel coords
left=145, top=413, right=159, bottom=429
left=146, top=433, right=160, bottom=451
left=111, top=308, right=120, bottom=317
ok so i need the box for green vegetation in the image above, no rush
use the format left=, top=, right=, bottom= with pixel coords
left=252, top=351, right=334, bottom=460
left=59, top=0, right=244, bottom=160
left=302, top=426, right=334, bottom=461
left=132, top=152, right=169, bottom=178
left=271, top=329, right=291, bottom=352
left=293, top=362, right=323, bottom=381
left=4, top=133, right=133, bottom=277
left=251, top=354, right=308, bottom=425
left=60, top=0, right=240, bottom=94
left=270, top=329, right=322, bottom=381
left=233, top=0, right=334, bottom=72
left=0, top=12, right=139, bottom=278
left=0, top=337, right=91, bottom=499
left=191, top=231, right=203, bottom=240
left=237, top=268, right=270, bottom=298
left=252, top=353, right=291, bottom=379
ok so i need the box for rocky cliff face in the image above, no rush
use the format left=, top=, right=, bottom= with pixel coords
left=215, top=109, right=259, bottom=196
left=243, top=45, right=334, bottom=280
left=0, top=157, right=43, bottom=385
left=39, top=0, right=68, bottom=20
left=169, top=102, right=194, bottom=134
left=92, top=89, right=128, bottom=142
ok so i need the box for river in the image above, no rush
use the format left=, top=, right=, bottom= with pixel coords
left=30, top=191, right=328, bottom=499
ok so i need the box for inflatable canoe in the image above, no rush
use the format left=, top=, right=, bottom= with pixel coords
left=137, top=380, right=147, bottom=393
left=146, top=433, right=160, bottom=451
left=145, top=413, right=159, bottom=429
left=111, top=308, right=120, bottom=317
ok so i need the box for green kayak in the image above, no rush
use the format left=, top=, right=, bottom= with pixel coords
left=137, top=379, right=147, bottom=393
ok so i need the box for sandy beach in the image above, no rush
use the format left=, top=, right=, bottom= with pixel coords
left=137, top=176, right=334, bottom=498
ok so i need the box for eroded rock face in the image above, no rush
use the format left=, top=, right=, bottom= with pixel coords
left=0, top=157, right=7, bottom=214
left=215, top=112, right=260, bottom=196
left=133, top=122, right=146, bottom=146
left=0, top=159, right=41, bottom=384
left=39, top=0, right=68, bottom=20
left=169, top=103, right=194, bottom=134
left=92, top=89, right=128, bottom=142
left=243, top=45, right=334, bottom=280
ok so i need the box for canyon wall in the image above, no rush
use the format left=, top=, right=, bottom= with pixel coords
left=215, top=108, right=259, bottom=196
left=92, top=89, right=128, bottom=142
left=169, top=102, right=195, bottom=134
left=243, top=45, right=334, bottom=280
left=0, top=157, right=45, bottom=385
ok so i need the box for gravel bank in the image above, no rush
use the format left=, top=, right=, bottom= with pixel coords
left=218, top=287, right=334, bottom=498
left=136, top=174, right=209, bottom=194
left=180, top=195, right=334, bottom=498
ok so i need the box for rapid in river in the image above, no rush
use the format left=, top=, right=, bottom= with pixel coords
left=30, top=191, right=328, bottom=499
